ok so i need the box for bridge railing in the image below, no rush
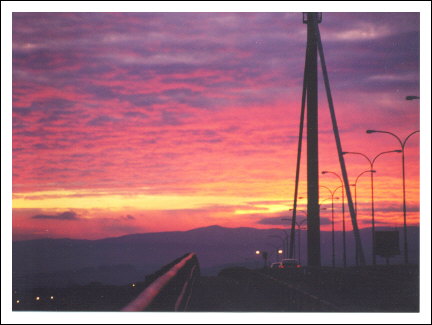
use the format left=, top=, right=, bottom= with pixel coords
left=122, top=253, right=200, bottom=312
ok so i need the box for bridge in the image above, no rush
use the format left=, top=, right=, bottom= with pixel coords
left=10, top=12, right=421, bottom=314
left=13, top=253, right=419, bottom=312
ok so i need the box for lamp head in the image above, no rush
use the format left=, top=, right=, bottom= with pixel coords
left=366, top=130, right=377, bottom=134
left=394, top=150, right=402, bottom=153
left=322, top=171, right=328, bottom=174
left=371, top=170, right=377, bottom=173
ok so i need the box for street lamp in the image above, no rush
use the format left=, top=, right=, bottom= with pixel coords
left=283, top=209, right=307, bottom=256
left=405, top=96, right=419, bottom=100
left=343, top=149, right=401, bottom=265
left=320, top=185, right=341, bottom=267
left=278, top=249, right=284, bottom=262
left=279, top=229, right=290, bottom=259
left=288, top=196, right=306, bottom=260
left=283, top=214, right=307, bottom=265
left=255, top=250, right=268, bottom=268
left=352, top=170, right=377, bottom=215
left=322, top=171, right=347, bottom=267
left=350, top=169, right=376, bottom=266
left=366, top=129, right=419, bottom=264
left=295, top=220, right=307, bottom=265
left=268, top=235, right=285, bottom=262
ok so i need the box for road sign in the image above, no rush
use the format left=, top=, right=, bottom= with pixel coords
left=374, top=230, right=400, bottom=258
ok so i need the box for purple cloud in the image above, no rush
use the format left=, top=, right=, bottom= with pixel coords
left=12, top=13, right=419, bottom=237
left=31, top=211, right=79, bottom=220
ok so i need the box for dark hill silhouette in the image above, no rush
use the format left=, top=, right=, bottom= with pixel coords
left=13, top=225, right=419, bottom=290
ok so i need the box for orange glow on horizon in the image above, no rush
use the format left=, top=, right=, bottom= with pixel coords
left=12, top=13, right=420, bottom=241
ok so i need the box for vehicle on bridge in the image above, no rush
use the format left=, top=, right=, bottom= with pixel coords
left=270, top=262, right=283, bottom=269
left=280, top=259, right=301, bottom=269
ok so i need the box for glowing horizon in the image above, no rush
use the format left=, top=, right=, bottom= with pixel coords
left=12, top=12, right=420, bottom=241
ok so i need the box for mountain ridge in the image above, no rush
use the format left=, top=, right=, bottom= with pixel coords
left=13, top=225, right=419, bottom=290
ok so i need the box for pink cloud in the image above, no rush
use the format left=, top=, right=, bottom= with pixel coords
left=12, top=13, right=420, bottom=239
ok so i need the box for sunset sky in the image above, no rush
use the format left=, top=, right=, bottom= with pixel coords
left=11, top=12, right=420, bottom=240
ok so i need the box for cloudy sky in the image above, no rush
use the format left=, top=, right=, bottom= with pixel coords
left=11, top=12, right=420, bottom=240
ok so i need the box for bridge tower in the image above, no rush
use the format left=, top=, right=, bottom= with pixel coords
left=304, top=12, right=321, bottom=267
left=289, top=13, right=366, bottom=267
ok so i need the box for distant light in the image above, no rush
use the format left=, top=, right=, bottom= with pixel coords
left=35, top=296, right=40, bottom=301
left=16, top=300, right=20, bottom=304
left=132, top=283, right=136, bottom=287
left=255, top=250, right=260, bottom=255
left=50, top=296, right=54, bottom=300
left=278, top=250, right=283, bottom=254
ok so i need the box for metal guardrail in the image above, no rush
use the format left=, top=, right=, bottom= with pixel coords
left=122, top=253, right=200, bottom=312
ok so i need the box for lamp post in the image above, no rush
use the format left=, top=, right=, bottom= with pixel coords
left=268, top=235, right=285, bottom=262
left=283, top=214, right=307, bottom=265
left=287, top=209, right=306, bottom=260
left=278, top=249, right=284, bottom=262
left=289, top=210, right=308, bottom=264
left=255, top=250, right=268, bottom=268
left=322, top=171, right=347, bottom=267
left=350, top=169, right=376, bottom=265
left=320, top=185, right=341, bottom=267
left=297, top=221, right=307, bottom=265
left=278, top=229, right=290, bottom=259
left=343, top=150, right=402, bottom=265
left=293, top=211, right=307, bottom=264
left=352, top=170, right=376, bottom=215
left=288, top=196, right=305, bottom=260
left=366, top=130, right=419, bottom=264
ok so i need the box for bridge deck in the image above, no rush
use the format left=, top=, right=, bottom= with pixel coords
left=189, top=265, right=419, bottom=312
